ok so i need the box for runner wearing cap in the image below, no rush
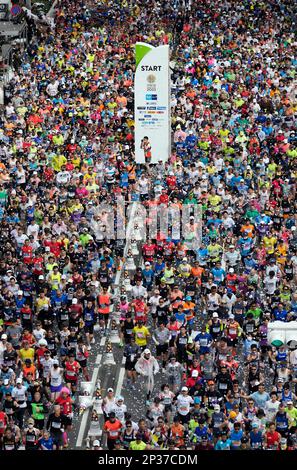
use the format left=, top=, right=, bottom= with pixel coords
left=91, top=439, right=103, bottom=450
left=175, top=386, right=194, bottom=425
left=111, top=396, right=127, bottom=425
left=11, top=378, right=27, bottom=428
left=135, top=349, right=160, bottom=405
left=102, top=388, right=116, bottom=421
left=103, top=412, right=123, bottom=451
left=22, top=418, right=40, bottom=450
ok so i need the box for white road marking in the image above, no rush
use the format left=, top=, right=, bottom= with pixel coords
left=100, top=337, right=106, bottom=346
left=78, top=203, right=138, bottom=447
left=113, top=201, right=138, bottom=297
left=76, top=407, right=90, bottom=448
left=112, top=203, right=138, bottom=399
left=114, top=262, right=123, bottom=287
left=76, top=361, right=101, bottom=447
left=95, top=354, right=102, bottom=365
left=115, top=367, right=125, bottom=397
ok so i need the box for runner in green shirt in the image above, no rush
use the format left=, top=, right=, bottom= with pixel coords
left=129, top=434, right=147, bottom=450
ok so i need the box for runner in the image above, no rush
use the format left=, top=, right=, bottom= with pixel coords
left=135, top=349, right=160, bottom=405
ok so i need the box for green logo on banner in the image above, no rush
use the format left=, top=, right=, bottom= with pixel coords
left=135, top=43, right=154, bottom=69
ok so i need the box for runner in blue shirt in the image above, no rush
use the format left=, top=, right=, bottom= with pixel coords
left=215, top=432, right=232, bottom=450
left=249, top=422, right=263, bottom=449
left=37, top=431, right=55, bottom=450
left=194, top=420, right=209, bottom=443
left=196, top=246, right=209, bottom=266
left=243, top=384, right=270, bottom=409
left=142, top=263, right=155, bottom=291
left=230, top=423, right=243, bottom=450
left=211, top=263, right=226, bottom=285
left=238, top=234, right=254, bottom=257
left=194, top=327, right=213, bottom=356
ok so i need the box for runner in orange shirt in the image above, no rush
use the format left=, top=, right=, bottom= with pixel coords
left=98, top=286, right=112, bottom=333
left=103, top=412, right=123, bottom=450
left=169, top=417, right=185, bottom=448
left=191, top=261, right=204, bottom=285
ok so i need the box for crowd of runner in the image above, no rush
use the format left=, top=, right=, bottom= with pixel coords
left=0, top=0, right=297, bottom=451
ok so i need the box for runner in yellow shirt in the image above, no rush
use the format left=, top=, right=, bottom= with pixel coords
left=133, top=322, right=150, bottom=348
left=263, top=234, right=277, bottom=255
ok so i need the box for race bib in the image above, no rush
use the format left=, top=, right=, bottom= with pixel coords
left=52, top=421, right=61, bottom=429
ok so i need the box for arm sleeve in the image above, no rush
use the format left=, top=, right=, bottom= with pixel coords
left=46, top=414, right=52, bottom=430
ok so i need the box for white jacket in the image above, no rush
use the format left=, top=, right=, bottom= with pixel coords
left=135, top=353, right=160, bottom=378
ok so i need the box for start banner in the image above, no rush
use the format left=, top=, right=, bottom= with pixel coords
left=134, top=42, right=170, bottom=164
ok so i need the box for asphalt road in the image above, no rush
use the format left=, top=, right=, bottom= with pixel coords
left=70, top=203, right=145, bottom=449
left=68, top=202, right=275, bottom=450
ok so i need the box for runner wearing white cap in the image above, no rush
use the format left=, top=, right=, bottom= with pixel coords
left=175, top=386, right=193, bottom=425
left=135, top=349, right=160, bottom=405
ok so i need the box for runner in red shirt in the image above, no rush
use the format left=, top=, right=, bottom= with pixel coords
left=35, top=341, right=50, bottom=369
left=131, top=298, right=148, bottom=324
left=32, top=253, right=44, bottom=278
left=20, top=304, right=33, bottom=331
left=64, top=354, right=81, bottom=394
left=142, top=239, right=157, bottom=263
left=66, top=142, right=77, bottom=153
left=264, top=422, right=281, bottom=450
left=166, top=173, right=177, bottom=191
left=226, top=269, right=238, bottom=293
left=43, top=167, right=55, bottom=182
left=22, top=240, right=33, bottom=264
left=159, top=189, right=169, bottom=206
left=49, top=236, right=63, bottom=257
left=55, top=390, right=73, bottom=417
left=55, top=388, right=73, bottom=429
left=55, top=387, right=74, bottom=448
left=0, top=411, right=8, bottom=438
left=163, top=239, right=175, bottom=260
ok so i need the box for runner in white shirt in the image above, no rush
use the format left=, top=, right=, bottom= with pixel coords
left=175, top=387, right=194, bottom=424
left=49, top=361, right=63, bottom=401
left=56, top=170, right=71, bottom=185
left=102, top=388, right=116, bottom=419
left=110, top=397, right=127, bottom=424
left=149, top=290, right=161, bottom=328
left=12, top=378, right=28, bottom=427
left=264, top=393, right=280, bottom=423
left=264, top=272, right=278, bottom=295
left=27, top=221, right=40, bottom=240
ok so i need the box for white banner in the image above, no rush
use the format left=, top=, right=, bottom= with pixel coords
left=134, top=42, right=170, bottom=164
